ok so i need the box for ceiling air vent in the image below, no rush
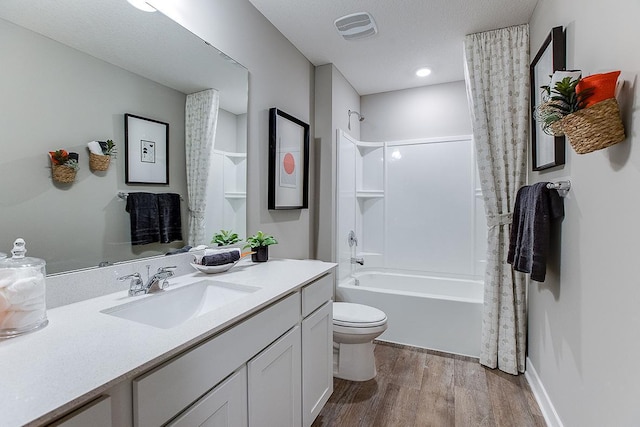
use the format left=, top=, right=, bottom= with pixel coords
left=334, top=12, right=378, bottom=41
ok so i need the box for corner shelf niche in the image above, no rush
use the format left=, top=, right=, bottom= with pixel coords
left=355, top=141, right=384, bottom=257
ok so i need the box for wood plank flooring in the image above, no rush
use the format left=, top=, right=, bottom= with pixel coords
left=313, top=342, right=546, bottom=427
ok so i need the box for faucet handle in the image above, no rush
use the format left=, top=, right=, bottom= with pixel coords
left=118, top=272, right=141, bottom=281
left=118, top=272, right=145, bottom=296
left=158, top=266, right=177, bottom=273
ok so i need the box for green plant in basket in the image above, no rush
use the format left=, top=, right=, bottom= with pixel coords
left=102, top=140, right=117, bottom=157
left=211, top=229, right=241, bottom=246
left=244, top=231, right=277, bottom=249
left=536, top=77, right=594, bottom=135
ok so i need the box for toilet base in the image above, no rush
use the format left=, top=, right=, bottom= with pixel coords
left=333, top=341, right=377, bottom=381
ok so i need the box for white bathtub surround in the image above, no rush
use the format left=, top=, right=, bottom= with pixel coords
left=464, top=24, right=529, bottom=374
left=338, top=270, right=483, bottom=357
left=185, top=88, right=220, bottom=246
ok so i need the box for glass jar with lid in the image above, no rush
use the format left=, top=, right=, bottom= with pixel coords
left=0, top=238, right=48, bottom=338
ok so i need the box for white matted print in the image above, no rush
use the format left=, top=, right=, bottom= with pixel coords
left=269, top=108, right=309, bottom=209
left=125, top=114, right=169, bottom=184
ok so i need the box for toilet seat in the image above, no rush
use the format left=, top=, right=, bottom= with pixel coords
left=333, top=302, right=387, bottom=328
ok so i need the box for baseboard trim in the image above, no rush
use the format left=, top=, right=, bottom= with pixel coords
left=525, top=357, right=563, bottom=427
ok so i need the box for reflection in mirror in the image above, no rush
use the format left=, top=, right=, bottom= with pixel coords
left=0, top=0, right=248, bottom=274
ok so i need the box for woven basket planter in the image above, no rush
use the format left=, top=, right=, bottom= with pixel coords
left=89, top=153, right=111, bottom=171
left=559, top=98, right=626, bottom=154
left=536, top=101, right=566, bottom=136
left=52, top=164, right=77, bottom=183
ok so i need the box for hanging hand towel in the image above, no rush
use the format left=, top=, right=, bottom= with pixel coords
left=507, top=182, right=564, bottom=282
left=157, top=193, right=183, bottom=244
left=125, top=192, right=160, bottom=245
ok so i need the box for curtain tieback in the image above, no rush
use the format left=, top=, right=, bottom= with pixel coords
left=487, top=212, right=512, bottom=228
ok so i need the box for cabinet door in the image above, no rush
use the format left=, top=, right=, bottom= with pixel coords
left=168, top=366, right=247, bottom=427
left=248, top=326, right=301, bottom=427
left=302, top=301, right=333, bottom=427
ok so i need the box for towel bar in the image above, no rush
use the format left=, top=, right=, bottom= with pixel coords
left=117, top=191, right=184, bottom=201
left=546, top=180, right=571, bottom=195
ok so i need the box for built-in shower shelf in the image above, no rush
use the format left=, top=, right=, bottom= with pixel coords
left=356, top=191, right=384, bottom=199
left=224, top=192, right=246, bottom=199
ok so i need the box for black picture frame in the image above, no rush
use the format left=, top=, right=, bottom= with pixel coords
left=124, top=113, right=170, bottom=184
left=268, top=108, right=309, bottom=210
left=530, top=26, right=566, bottom=171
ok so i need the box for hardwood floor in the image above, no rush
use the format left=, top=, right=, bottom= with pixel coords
left=313, top=342, right=546, bottom=427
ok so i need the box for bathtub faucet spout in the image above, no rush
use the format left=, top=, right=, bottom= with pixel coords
left=351, top=256, right=364, bottom=266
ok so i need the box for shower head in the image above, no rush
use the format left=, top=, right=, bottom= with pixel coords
left=348, top=110, right=365, bottom=130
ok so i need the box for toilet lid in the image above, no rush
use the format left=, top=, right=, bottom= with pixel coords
left=333, top=302, right=387, bottom=327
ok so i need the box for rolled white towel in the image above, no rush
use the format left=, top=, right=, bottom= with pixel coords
left=5, top=276, right=45, bottom=306
left=87, top=140, right=104, bottom=155
left=0, top=269, right=19, bottom=289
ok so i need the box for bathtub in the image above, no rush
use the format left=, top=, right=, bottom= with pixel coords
left=336, top=270, right=484, bottom=357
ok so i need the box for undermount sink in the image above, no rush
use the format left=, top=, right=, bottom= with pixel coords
left=101, top=280, right=260, bottom=329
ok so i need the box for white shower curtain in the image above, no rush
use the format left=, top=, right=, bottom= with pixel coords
left=185, top=89, right=219, bottom=246
left=464, top=25, right=529, bottom=375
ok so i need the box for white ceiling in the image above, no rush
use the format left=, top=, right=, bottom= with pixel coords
left=0, top=0, right=248, bottom=114
left=248, top=0, right=539, bottom=95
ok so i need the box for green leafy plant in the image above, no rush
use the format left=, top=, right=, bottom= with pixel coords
left=49, top=149, right=79, bottom=170
left=102, top=139, right=117, bottom=157
left=211, top=229, right=241, bottom=246
left=244, top=231, right=278, bottom=249
left=536, top=77, right=593, bottom=135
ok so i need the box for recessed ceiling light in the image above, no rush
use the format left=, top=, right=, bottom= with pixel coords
left=127, top=0, right=156, bottom=12
left=416, top=68, right=432, bottom=77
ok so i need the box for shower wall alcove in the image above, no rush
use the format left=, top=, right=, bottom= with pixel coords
left=336, top=130, right=488, bottom=356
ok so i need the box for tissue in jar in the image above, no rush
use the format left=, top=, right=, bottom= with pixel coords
left=0, top=267, right=46, bottom=329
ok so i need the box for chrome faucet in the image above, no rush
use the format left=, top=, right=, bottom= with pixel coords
left=144, top=266, right=177, bottom=294
left=350, top=256, right=364, bottom=266
left=118, top=266, right=176, bottom=296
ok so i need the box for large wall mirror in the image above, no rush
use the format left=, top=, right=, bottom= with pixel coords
left=0, top=0, right=248, bottom=274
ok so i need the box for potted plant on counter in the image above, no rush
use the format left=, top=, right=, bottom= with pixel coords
left=211, top=229, right=241, bottom=247
left=244, top=231, right=277, bottom=262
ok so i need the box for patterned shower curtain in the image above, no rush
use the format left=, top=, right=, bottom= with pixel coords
left=185, top=89, right=219, bottom=246
left=464, top=25, right=529, bottom=375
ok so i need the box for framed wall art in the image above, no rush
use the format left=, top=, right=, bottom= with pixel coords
left=124, top=113, right=169, bottom=184
left=530, top=26, right=566, bottom=171
left=268, top=108, right=309, bottom=209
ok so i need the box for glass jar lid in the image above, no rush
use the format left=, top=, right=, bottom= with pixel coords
left=0, top=238, right=45, bottom=269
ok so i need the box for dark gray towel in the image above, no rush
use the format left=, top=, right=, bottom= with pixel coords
left=125, top=192, right=160, bottom=245
left=507, top=182, right=564, bottom=282
left=201, top=251, right=240, bottom=266
left=157, top=193, right=183, bottom=243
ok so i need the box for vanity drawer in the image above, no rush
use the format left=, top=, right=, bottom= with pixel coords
left=133, top=292, right=300, bottom=427
left=48, top=396, right=111, bottom=427
left=302, top=273, right=333, bottom=317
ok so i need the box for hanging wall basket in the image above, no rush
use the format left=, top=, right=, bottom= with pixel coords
left=89, top=153, right=111, bottom=171
left=560, top=97, right=626, bottom=154
left=52, top=164, right=77, bottom=183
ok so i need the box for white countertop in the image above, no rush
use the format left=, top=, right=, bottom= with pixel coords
left=0, top=258, right=335, bottom=427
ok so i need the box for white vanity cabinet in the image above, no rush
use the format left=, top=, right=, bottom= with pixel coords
left=133, top=293, right=300, bottom=427
left=248, top=326, right=302, bottom=427
left=301, top=274, right=334, bottom=427
left=168, top=367, right=248, bottom=427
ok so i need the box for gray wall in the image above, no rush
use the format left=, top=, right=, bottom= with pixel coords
left=152, top=0, right=315, bottom=259
left=529, top=1, right=640, bottom=425
left=361, top=81, right=472, bottom=141
left=314, top=64, right=361, bottom=262
left=0, top=18, right=187, bottom=273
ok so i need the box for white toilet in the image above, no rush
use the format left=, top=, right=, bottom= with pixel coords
left=332, top=302, right=388, bottom=381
